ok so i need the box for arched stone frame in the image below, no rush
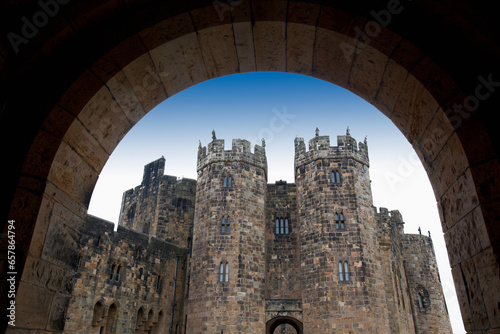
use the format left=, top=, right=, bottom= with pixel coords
left=266, top=316, right=303, bottom=334
left=145, top=308, right=156, bottom=333
left=135, top=306, right=146, bottom=334
left=153, top=309, right=166, bottom=334
left=105, top=302, right=118, bottom=334
left=0, top=1, right=499, bottom=333
left=91, top=299, right=106, bottom=330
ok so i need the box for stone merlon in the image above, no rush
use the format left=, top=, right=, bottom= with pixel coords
left=294, top=128, right=369, bottom=168
left=197, top=137, right=267, bottom=177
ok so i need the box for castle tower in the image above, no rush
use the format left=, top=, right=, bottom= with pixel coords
left=186, top=133, right=267, bottom=333
left=118, top=157, right=196, bottom=249
left=294, top=128, right=390, bottom=332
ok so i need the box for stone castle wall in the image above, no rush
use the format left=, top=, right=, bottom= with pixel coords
left=265, top=181, right=301, bottom=300
left=119, top=157, right=196, bottom=249
left=64, top=215, right=187, bottom=334
left=64, top=131, right=453, bottom=334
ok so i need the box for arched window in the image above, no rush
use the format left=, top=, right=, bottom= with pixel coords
left=220, top=262, right=229, bottom=282
left=115, top=265, right=121, bottom=282
left=156, top=275, right=162, bottom=292
left=280, top=218, right=284, bottom=234
left=105, top=303, right=118, bottom=334
left=285, top=219, right=289, bottom=234
left=92, top=301, right=105, bottom=327
left=331, top=170, right=341, bottom=184
left=221, top=217, right=230, bottom=234
left=275, top=219, right=279, bottom=235
left=339, top=261, right=350, bottom=282
left=417, top=292, right=424, bottom=310
left=110, top=264, right=116, bottom=280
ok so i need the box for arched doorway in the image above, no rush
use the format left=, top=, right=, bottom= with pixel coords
left=1, top=1, right=499, bottom=333
left=266, top=316, right=303, bottom=334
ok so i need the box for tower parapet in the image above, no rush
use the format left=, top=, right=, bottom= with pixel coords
left=197, top=135, right=267, bottom=178
left=294, top=127, right=369, bottom=169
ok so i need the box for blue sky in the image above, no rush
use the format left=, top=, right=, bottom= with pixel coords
left=88, top=72, right=465, bottom=333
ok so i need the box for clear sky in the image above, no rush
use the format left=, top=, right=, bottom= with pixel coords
left=88, top=72, right=465, bottom=333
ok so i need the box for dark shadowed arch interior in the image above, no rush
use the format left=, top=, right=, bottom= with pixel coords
left=267, top=316, right=303, bottom=334
left=1, top=1, right=499, bottom=333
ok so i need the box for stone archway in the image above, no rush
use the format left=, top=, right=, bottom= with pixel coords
left=266, top=316, right=303, bottom=334
left=1, top=1, right=499, bottom=333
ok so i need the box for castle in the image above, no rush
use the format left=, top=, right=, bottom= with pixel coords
left=64, top=129, right=452, bottom=333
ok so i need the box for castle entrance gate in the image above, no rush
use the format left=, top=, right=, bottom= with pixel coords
left=265, top=300, right=303, bottom=334
left=266, top=316, right=303, bottom=334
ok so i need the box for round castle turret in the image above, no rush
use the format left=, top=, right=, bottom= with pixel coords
left=294, top=128, right=389, bottom=332
left=187, top=133, right=267, bottom=333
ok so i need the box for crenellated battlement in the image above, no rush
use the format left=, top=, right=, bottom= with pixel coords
left=197, top=131, right=267, bottom=176
left=294, top=127, right=369, bottom=168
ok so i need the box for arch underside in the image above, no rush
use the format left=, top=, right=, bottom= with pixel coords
left=1, top=1, right=499, bottom=333
left=267, top=316, right=303, bottom=334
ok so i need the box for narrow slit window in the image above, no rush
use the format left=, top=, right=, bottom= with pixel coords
left=344, top=261, right=349, bottom=281
left=280, top=218, right=284, bottom=234
left=285, top=219, right=289, bottom=234
left=110, top=264, right=115, bottom=280
left=220, top=262, right=229, bottom=282
left=417, top=293, right=424, bottom=309
left=156, top=275, right=162, bottom=292
left=332, top=170, right=341, bottom=184
left=335, top=212, right=345, bottom=230
left=221, top=217, right=230, bottom=234
left=223, top=176, right=232, bottom=188
left=275, top=219, right=280, bottom=235
left=339, top=262, right=344, bottom=282
left=115, top=265, right=121, bottom=282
